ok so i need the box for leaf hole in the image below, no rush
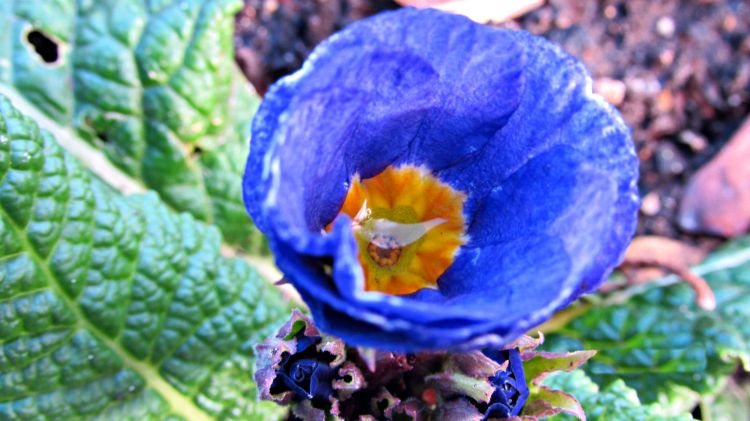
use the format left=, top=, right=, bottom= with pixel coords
left=27, top=30, right=59, bottom=64
left=377, top=398, right=389, bottom=413
left=96, top=131, right=110, bottom=144
left=191, top=145, right=204, bottom=157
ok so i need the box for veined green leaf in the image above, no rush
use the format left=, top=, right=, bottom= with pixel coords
left=0, top=94, right=287, bottom=419
left=0, top=0, right=266, bottom=253
left=544, top=370, right=693, bottom=421
left=545, top=236, right=750, bottom=412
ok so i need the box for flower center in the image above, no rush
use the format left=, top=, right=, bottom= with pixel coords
left=334, top=165, right=466, bottom=295
left=367, top=234, right=402, bottom=267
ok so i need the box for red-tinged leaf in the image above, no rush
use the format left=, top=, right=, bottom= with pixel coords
left=506, top=332, right=545, bottom=353
left=523, top=386, right=586, bottom=421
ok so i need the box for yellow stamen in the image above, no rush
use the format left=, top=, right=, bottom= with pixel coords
left=332, top=165, right=467, bottom=295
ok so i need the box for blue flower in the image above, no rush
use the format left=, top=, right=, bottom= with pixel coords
left=243, top=8, right=638, bottom=352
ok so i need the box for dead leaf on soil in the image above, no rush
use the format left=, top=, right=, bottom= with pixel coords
left=623, top=236, right=707, bottom=269
left=618, top=236, right=714, bottom=310
left=679, top=115, right=750, bottom=237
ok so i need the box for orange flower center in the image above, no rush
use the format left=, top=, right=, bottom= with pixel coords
left=333, top=165, right=467, bottom=295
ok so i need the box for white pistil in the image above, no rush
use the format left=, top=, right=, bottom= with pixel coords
left=362, top=218, right=446, bottom=248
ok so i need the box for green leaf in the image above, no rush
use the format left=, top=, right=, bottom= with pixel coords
left=543, top=370, right=693, bottom=421
left=0, top=0, right=267, bottom=253
left=0, top=94, right=287, bottom=419
left=545, top=236, right=750, bottom=411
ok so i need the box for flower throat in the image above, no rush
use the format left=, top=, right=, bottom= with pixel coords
left=332, top=165, right=467, bottom=295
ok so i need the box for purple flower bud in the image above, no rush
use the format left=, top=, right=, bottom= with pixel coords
left=483, top=349, right=529, bottom=419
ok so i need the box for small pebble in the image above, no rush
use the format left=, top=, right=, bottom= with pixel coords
left=641, top=192, right=662, bottom=216
left=264, top=0, right=279, bottom=13
left=650, top=115, right=678, bottom=136
left=659, top=49, right=675, bottom=66
left=594, top=78, right=627, bottom=105
left=655, top=143, right=687, bottom=175
left=627, top=76, right=661, bottom=97
left=679, top=130, right=708, bottom=152
left=638, top=150, right=653, bottom=162
left=555, top=15, right=573, bottom=29
left=722, top=14, right=737, bottom=32
left=604, top=5, right=617, bottom=19
left=656, top=16, right=676, bottom=38
left=655, top=90, right=674, bottom=112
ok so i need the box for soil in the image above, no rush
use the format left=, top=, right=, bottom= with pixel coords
left=234, top=0, right=400, bottom=95
left=233, top=0, right=750, bottom=252
left=505, top=0, right=750, bottom=252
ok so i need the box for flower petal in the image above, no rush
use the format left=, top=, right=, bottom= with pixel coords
left=243, top=8, right=638, bottom=352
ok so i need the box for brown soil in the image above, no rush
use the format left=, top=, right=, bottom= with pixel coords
left=505, top=0, right=750, bottom=251
left=235, top=0, right=399, bottom=95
